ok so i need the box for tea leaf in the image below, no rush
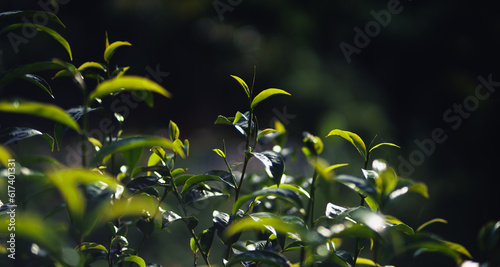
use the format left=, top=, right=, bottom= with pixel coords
left=251, top=151, right=284, bottom=186
left=104, top=41, right=132, bottom=63
left=180, top=174, right=223, bottom=194
left=89, top=75, right=171, bottom=101
left=230, top=75, right=250, bottom=98
left=0, top=10, right=65, bottom=27
left=78, top=61, right=106, bottom=71
left=21, top=74, right=54, bottom=98
left=0, top=23, right=72, bottom=60
left=121, top=255, right=146, bottom=267
left=417, top=218, right=448, bottom=232
left=233, top=187, right=302, bottom=214
left=90, top=135, right=184, bottom=166
left=0, top=144, right=13, bottom=167
left=0, top=100, right=80, bottom=133
left=369, top=142, right=400, bottom=153
left=251, top=88, right=291, bottom=108
left=327, top=129, right=367, bottom=158
left=78, top=242, right=108, bottom=253
left=226, top=250, right=291, bottom=267
left=0, top=61, right=65, bottom=86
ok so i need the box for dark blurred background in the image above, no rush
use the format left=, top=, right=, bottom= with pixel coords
left=1, top=0, right=499, bottom=266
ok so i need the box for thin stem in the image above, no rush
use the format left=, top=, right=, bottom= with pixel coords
left=301, top=157, right=318, bottom=266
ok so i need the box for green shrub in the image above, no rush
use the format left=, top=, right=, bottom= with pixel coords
left=0, top=10, right=495, bottom=267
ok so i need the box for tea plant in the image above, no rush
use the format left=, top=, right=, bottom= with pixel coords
left=0, top=9, right=495, bottom=267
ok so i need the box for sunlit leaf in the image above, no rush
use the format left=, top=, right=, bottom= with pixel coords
left=326, top=129, right=367, bottom=158
left=120, top=255, right=146, bottom=267
left=0, top=100, right=80, bottom=133
left=90, top=136, right=184, bottom=166
left=213, top=148, right=225, bottom=158
left=335, top=174, right=378, bottom=200
left=104, top=194, right=158, bottom=220
left=251, top=151, right=284, bottom=186
left=183, top=186, right=227, bottom=205
left=369, top=142, right=400, bottom=153
left=78, top=61, right=106, bottom=71
left=214, top=115, right=232, bottom=125
left=104, top=41, right=132, bottom=63
left=257, top=128, right=278, bottom=143
left=89, top=75, right=171, bottom=101
left=230, top=75, right=250, bottom=98
left=190, top=227, right=215, bottom=255
left=0, top=23, right=72, bottom=60
left=226, top=250, right=291, bottom=267
left=416, top=218, right=448, bottom=232
left=251, top=88, right=291, bottom=108
left=78, top=242, right=108, bottom=254
left=225, top=215, right=304, bottom=241
left=0, top=144, right=13, bottom=168
left=266, top=184, right=310, bottom=199
left=169, top=120, right=180, bottom=141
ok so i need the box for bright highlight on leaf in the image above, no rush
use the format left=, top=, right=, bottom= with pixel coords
left=251, top=88, right=291, bottom=108
left=0, top=101, right=80, bottom=133
left=88, top=75, right=171, bottom=101
left=327, top=129, right=367, bottom=158
left=230, top=75, right=250, bottom=98
left=0, top=144, right=13, bottom=167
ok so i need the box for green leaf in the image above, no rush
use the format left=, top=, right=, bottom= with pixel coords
left=335, top=174, right=378, bottom=200
left=90, top=135, right=184, bottom=166
left=0, top=23, right=72, bottom=60
left=0, top=144, right=13, bottom=167
left=78, top=61, right=106, bottom=71
left=121, top=255, right=146, bottom=267
left=122, top=147, right=143, bottom=170
left=478, top=220, right=500, bottom=253
left=0, top=61, right=65, bottom=86
left=88, top=75, right=171, bottom=101
left=214, top=115, right=232, bottom=125
left=54, top=106, right=98, bottom=150
left=251, top=88, right=291, bottom=108
left=126, top=176, right=158, bottom=193
left=213, top=148, right=225, bottom=158
left=266, top=184, right=310, bottom=199
left=251, top=151, right=285, bottom=186
left=79, top=242, right=108, bottom=254
left=326, top=129, right=367, bottom=158
left=190, top=227, right=215, bottom=256
left=21, top=74, right=54, bottom=98
left=369, top=142, right=400, bottom=153
left=104, top=41, right=132, bottom=63
left=161, top=210, right=183, bottom=228
left=0, top=100, right=80, bottom=133
left=233, top=187, right=302, bottom=214
left=230, top=75, right=250, bottom=98
left=416, top=218, right=448, bottom=232
left=0, top=10, right=66, bottom=27
left=180, top=174, right=223, bottom=194
left=169, top=120, right=180, bottom=141
left=225, top=250, right=291, bottom=267
left=256, top=128, right=278, bottom=142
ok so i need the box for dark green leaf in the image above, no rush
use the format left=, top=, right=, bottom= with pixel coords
left=136, top=217, right=155, bottom=236
left=0, top=61, right=65, bottom=86
left=214, top=115, right=232, bottom=125
left=21, top=74, right=54, bottom=98
left=183, top=186, right=227, bottom=205
left=225, top=250, right=291, bottom=267
left=251, top=151, right=284, bottom=186
left=233, top=187, right=302, bottom=214
left=478, top=220, right=500, bottom=253
left=1, top=127, right=43, bottom=145
left=54, top=106, right=98, bottom=150
left=335, top=174, right=378, bottom=200
left=0, top=23, right=72, bottom=60
left=161, top=210, right=182, bottom=228
left=204, top=170, right=235, bottom=188
left=122, top=147, right=143, bottom=170
left=0, top=10, right=65, bottom=27
left=126, top=176, right=158, bottom=193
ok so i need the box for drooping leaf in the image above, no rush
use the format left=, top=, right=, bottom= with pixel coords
left=251, top=151, right=285, bottom=186
left=53, top=106, right=98, bottom=150
left=230, top=75, right=250, bottom=98
left=0, top=23, right=72, bottom=60
left=325, top=203, right=348, bottom=219
left=369, top=142, right=400, bottom=153
left=233, top=187, right=302, bottom=214
left=90, top=136, right=184, bottom=166
left=335, top=174, right=378, bottom=200
left=256, top=128, right=278, bottom=143
left=0, top=61, right=65, bottom=86
left=88, top=75, right=171, bottom=101
left=21, top=74, right=54, bottom=98
left=251, top=88, right=291, bottom=108
left=104, top=41, right=132, bottom=63
left=161, top=210, right=182, bottom=228
left=416, top=218, right=448, bottom=232
left=326, top=129, right=367, bottom=158
left=183, top=185, right=227, bottom=205
left=0, top=10, right=66, bottom=27
left=225, top=249, right=291, bottom=267
left=0, top=100, right=80, bottom=133
left=266, top=184, right=310, bottom=199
